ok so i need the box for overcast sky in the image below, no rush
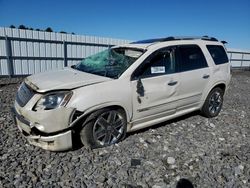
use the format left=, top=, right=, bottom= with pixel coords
left=0, top=0, right=249, bottom=50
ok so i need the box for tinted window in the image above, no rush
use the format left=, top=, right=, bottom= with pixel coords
left=178, top=45, right=208, bottom=72
left=207, top=45, right=229, bottom=65
left=134, top=48, right=176, bottom=78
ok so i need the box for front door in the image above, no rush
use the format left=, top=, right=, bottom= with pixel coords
left=131, top=47, right=179, bottom=127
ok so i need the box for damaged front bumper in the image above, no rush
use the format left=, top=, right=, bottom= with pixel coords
left=11, top=106, right=74, bottom=151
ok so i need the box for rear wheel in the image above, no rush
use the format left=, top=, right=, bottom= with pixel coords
left=80, top=108, right=127, bottom=149
left=201, top=87, right=224, bottom=118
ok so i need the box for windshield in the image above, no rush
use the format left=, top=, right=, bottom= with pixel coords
left=73, top=47, right=144, bottom=78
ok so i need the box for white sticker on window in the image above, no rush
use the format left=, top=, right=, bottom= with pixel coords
left=151, top=66, right=165, bottom=74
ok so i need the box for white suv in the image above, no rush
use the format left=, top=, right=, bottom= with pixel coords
left=12, top=36, right=231, bottom=151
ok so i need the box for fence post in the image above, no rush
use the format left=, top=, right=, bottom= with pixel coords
left=229, top=53, right=232, bottom=63
left=63, top=41, right=68, bottom=67
left=240, top=53, right=244, bottom=68
left=5, top=35, right=14, bottom=77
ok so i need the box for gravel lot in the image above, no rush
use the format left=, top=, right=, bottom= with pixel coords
left=0, top=72, right=249, bottom=188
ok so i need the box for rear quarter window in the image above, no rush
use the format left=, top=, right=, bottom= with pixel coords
left=206, top=45, right=229, bottom=65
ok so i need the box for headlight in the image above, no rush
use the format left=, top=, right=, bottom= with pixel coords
left=34, top=91, right=73, bottom=111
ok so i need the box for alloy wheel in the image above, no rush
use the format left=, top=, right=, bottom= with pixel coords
left=208, top=91, right=222, bottom=115
left=93, top=110, right=126, bottom=146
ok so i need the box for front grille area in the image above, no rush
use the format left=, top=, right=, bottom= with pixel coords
left=16, top=82, right=35, bottom=107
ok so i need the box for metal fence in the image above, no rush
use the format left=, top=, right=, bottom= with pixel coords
left=0, top=27, right=250, bottom=77
left=227, top=50, right=250, bottom=69
left=0, top=27, right=130, bottom=77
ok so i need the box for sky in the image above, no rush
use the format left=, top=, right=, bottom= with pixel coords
left=0, top=0, right=249, bottom=50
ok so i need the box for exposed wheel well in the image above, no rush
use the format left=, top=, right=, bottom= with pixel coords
left=212, top=83, right=226, bottom=94
left=72, top=105, right=127, bottom=127
left=98, top=105, right=127, bottom=119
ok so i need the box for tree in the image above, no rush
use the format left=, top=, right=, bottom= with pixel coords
left=60, top=31, right=67, bottom=34
left=45, top=27, right=53, bottom=32
left=18, top=25, right=26, bottom=29
left=9, top=25, right=16, bottom=28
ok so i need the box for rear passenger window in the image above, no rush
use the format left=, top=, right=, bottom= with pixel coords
left=178, top=45, right=208, bottom=72
left=206, top=45, right=229, bottom=65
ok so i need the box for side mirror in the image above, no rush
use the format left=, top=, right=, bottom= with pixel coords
left=136, top=78, right=145, bottom=97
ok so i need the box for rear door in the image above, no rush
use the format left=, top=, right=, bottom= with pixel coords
left=176, top=45, right=211, bottom=111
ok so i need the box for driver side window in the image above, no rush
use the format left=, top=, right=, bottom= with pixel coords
left=134, top=47, right=176, bottom=79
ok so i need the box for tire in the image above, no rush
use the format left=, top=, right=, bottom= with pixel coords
left=80, top=108, right=127, bottom=149
left=201, top=87, right=224, bottom=118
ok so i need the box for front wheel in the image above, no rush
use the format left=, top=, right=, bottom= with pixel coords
left=201, top=87, right=224, bottom=118
left=80, top=109, right=127, bottom=149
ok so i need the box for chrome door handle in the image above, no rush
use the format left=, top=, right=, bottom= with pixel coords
left=203, top=74, right=210, bottom=79
left=168, top=81, right=178, bottom=86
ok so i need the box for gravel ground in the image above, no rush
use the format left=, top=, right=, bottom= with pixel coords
left=0, top=72, right=249, bottom=188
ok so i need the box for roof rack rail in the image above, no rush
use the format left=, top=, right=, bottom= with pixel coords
left=160, top=36, right=219, bottom=42
left=201, top=36, right=218, bottom=42
left=131, top=36, right=219, bottom=44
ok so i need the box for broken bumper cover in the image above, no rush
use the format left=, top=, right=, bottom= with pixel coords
left=11, top=107, right=73, bottom=151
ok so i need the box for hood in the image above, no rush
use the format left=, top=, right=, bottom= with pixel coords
left=25, top=67, right=111, bottom=92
